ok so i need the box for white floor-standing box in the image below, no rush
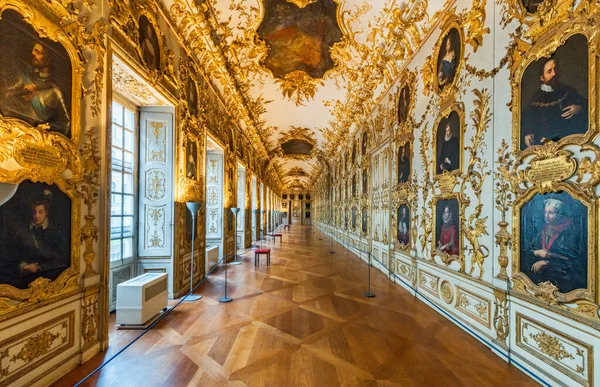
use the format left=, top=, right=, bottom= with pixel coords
left=116, top=273, right=168, bottom=325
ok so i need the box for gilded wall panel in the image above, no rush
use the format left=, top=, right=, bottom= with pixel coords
left=0, top=311, right=75, bottom=386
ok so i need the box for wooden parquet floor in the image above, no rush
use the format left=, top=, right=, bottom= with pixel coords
left=54, top=226, right=537, bottom=387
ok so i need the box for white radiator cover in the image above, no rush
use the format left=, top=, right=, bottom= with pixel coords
left=116, top=273, right=168, bottom=325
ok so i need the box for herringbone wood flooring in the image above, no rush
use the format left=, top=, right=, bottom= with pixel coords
left=55, top=226, right=537, bottom=387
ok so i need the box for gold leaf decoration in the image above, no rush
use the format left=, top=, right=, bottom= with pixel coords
left=276, top=70, right=324, bottom=106
left=10, top=330, right=62, bottom=364
left=530, top=332, right=575, bottom=362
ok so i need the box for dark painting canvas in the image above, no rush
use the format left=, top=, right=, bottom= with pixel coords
left=397, top=204, right=410, bottom=246
left=0, top=10, right=72, bottom=137
left=436, top=28, right=461, bottom=90
left=436, top=111, right=461, bottom=174
left=520, top=34, right=588, bottom=150
left=519, top=192, right=587, bottom=293
left=435, top=198, right=459, bottom=256
left=0, top=181, right=71, bottom=289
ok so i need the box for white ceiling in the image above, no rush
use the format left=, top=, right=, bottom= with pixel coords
left=171, top=0, right=431, bottom=188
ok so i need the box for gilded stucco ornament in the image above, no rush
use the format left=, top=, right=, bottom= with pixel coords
left=417, top=121, right=434, bottom=258
left=78, top=128, right=100, bottom=277
left=494, top=140, right=516, bottom=280
left=510, top=13, right=599, bottom=155
left=493, top=289, right=509, bottom=347
left=459, top=89, right=491, bottom=280
left=0, top=122, right=82, bottom=319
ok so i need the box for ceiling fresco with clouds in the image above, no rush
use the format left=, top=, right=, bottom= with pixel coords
left=166, top=0, right=459, bottom=189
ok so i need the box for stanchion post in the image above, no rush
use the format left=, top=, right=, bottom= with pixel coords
left=219, top=253, right=232, bottom=303
left=184, top=202, right=203, bottom=302
left=363, top=251, right=376, bottom=298
left=230, top=207, right=242, bottom=266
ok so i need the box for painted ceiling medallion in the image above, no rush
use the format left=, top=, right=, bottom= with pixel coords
left=281, top=139, right=313, bottom=155
left=257, top=0, right=342, bottom=104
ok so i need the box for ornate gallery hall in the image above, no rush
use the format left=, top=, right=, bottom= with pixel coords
left=0, top=0, right=598, bottom=386
left=54, top=226, right=535, bottom=386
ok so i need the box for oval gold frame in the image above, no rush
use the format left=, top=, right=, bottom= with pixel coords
left=431, top=20, right=466, bottom=102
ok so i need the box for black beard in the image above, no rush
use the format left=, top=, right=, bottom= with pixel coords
left=544, top=77, right=558, bottom=88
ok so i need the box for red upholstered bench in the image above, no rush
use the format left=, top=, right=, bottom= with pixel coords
left=255, top=249, right=271, bottom=265
left=273, top=233, right=282, bottom=243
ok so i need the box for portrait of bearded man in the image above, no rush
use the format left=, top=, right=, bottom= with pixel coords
left=520, top=36, right=588, bottom=150
left=0, top=10, right=72, bottom=137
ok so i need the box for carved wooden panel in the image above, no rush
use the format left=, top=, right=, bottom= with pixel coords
left=0, top=311, right=75, bottom=386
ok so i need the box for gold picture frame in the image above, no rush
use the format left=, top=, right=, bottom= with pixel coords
left=511, top=18, right=598, bottom=155
left=0, top=1, right=86, bottom=320
left=0, top=3, right=84, bottom=144
left=431, top=18, right=465, bottom=102
left=511, top=182, right=597, bottom=317
left=432, top=194, right=464, bottom=271
left=433, top=103, right=465, bottom=179
left=396, top=71, right=417, bottom=136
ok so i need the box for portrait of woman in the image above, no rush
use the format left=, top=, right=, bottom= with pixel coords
left=138, top=15, right=160, bottom=70
left=397, top=84, right=410, bottom=124
left=397, top=204, right=410, bottom=246
left=519, top=192, right=587, bottom=294
left=436, top=28, right=460, bottom=90
left=397, top=142, right=410, bottom=184
left=436, top=111, right=461, bottom=175
left=0, top=10, right=73, bottom=138
left=435, top=198, right=459, bottom=256
left=0, top=181, right=71, bottom=289
left=519, top=34, right=588, bottom=150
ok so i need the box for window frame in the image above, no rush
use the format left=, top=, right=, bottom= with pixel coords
left=110, top=95, right=139, bottom=266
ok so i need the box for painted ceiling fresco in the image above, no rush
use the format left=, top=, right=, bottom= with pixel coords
left=173, top=0, right=444, bottom=188
left=257, top=0, right=342, bottom=79
left=281, top=139, right=313, bottom=155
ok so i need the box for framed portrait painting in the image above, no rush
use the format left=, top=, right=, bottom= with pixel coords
left=138, top=15, right=161, bottom=71
left=435, top=27, right=461, bottom=93
left=435, top=198, right=460, bottom=257
left=0, top=181, right=71, bottom=290
left=397, top=204, right=410, bottom=247
left=186, top=78, right=198, bottom=117
left=518, top=191, right=588, bottom=295
left=397, top=142, right=411, bottom=184
left=518, top=34, right=589, bottom=150
left=435, top=110, right=461, bottom=175
left=0, top=9, right=74, bottom=138
left=397, top=84, right=410, bottom=125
